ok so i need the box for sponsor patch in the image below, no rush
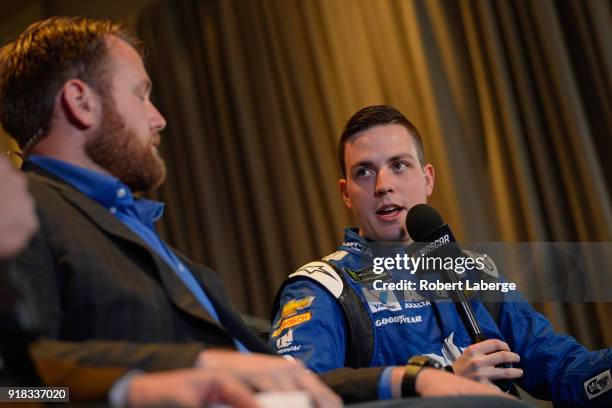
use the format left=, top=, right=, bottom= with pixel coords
left=584, top=369, right=611, bottom=400
left=280, top=296, right=314, bottom=319
left=362, top=288, right=402, bottom=313
left=278, top=345, right=302, bottom=354
left=323, top=250, right=349, bottom=261
left=289, top=261, right=343, bottom=299
left=403, top=300, right=430, bottom=309
left=275, top=328, right=303, bottom=354
left=345, top=266, right=390, bottom=283
left=295, top=263, right=338, bottom=281
left=402, top=289, right=430, bottom=308
left=375, top=314, right=422, bottom=327
left=271, top=311, right=312, bottom=337
left=276, top=328, right=294, bottom=348
left=340, top=241, right=363, bottom=252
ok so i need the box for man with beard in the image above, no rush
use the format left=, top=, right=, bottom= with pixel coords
left=0, top=17, right=341, bottom=408
left=0, top=160, right=258, bottom=408
left=0, top=17, right=527, bottom=407
left=0, top=171, right=259, bottom=408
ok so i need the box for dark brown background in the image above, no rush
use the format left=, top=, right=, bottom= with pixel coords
left=1, top=2, right=610, bottom=406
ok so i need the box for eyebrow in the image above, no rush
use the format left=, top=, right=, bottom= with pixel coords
left=350, top=153, right=415, bottom=170
left=387, top=153, right=414, bottom=162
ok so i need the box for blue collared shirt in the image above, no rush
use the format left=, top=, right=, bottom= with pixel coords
left=28, top=155, right=248, bottom=353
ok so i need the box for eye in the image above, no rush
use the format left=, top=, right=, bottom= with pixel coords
left=392, top=161, right=410, bottom=171
left=136, top=87, right=151, bottom=102
left=355, top=167, right=374, bottom=178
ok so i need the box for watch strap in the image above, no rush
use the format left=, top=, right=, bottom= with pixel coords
left=401, top=355, right=443, bottom=397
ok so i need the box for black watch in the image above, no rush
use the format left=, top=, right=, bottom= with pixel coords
left=401, top=355, right=443, bottom=397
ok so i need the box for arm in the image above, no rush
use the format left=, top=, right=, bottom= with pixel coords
left=32, top=350, right=259, bottom=408
left=0, top=157, right=37, bottom=259
left=197, top=350, right=341, bottom=408
left=270, top=279, right=392, bottom=401
left=269, top=279, right=347, bottom=373
left=413, top=368, right=513, bottom=399
left=317, top=367, right=385, bottom=403
left=500, top=298, right=612, bottom=406
left=31, top=338, right=205, bottom=374
left=269, top=279, right=511, bottom=402
left=324, top=366, right=511, bottom=402
left=126, top=369, right=258, bottom=408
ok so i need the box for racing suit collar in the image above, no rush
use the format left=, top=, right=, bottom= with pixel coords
left=339, top=227, right=371, bottom=254
left=339, top=227, right=413, bottom=268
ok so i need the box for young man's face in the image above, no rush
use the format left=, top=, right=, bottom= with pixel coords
left=85, top=35, right=167, bottom=192
left=339, top=124, right=435, bottom=243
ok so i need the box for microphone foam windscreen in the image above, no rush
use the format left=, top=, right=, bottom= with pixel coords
left=406, top=204, right=445, bottom=241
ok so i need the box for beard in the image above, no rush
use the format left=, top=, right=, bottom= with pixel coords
left=85, top=97, right=166, bottom=192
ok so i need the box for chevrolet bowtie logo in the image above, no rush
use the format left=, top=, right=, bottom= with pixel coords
left=281, top=296, right=314, bottom=319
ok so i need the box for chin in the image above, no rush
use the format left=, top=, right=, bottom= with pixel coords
left=384, top=229, right=409, bottom=242
left=377, top=230, right=405, bottom=243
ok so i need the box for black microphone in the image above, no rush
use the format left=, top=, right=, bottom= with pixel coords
left=406, top=204, right=515, bottom=392
left=406, top=204, right=486, bottom=343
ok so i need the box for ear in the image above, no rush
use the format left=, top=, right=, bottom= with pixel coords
left=422, top=163, right=435, bottom=197
left=59, top=79, right=100, bottom=130
left=338, top=178, right=352, bottom=208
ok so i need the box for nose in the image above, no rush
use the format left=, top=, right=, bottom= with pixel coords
left=375, top=169, right=394, bottom=196
left=149, top=103, right=167, bottom=132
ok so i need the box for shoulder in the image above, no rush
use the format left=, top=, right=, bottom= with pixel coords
left=22, top=174, right=73, bottom=238
left=26, top=172, right=65, bottom=202
left=288, top=260, right=344, bottom=299
left=25, top=172, right=79, bottom=221
left=271, top=259, right=344, bottom=321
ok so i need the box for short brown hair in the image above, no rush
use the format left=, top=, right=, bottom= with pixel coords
left=338, top=105, right=425, bottom=178
left=0, top=16, right=141, bottom=151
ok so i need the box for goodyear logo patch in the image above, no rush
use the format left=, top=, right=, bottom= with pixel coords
left=271, top=311, right=312, bottom=337
left=281, top=296, right=314, bottom=319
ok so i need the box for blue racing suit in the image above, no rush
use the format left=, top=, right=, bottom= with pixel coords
left=269, top=228, right=612, bottom=407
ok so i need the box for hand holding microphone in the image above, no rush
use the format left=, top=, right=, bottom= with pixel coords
left=405, top=204, right=522, bottom=390
left=451, top=339, right=522, bottom=386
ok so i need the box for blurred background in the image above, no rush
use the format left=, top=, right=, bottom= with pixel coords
left=1, top=1, right=610, bottom=404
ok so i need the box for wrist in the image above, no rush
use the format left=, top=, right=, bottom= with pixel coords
left=109, top=370, right=144, bottom=408
left=126, top=374, right=147, bottom=407
left=390, top=367, right=405, bottom=398
left=401, top=356, right=443, bottom=397
left=414, top=367, right=436, bottom=396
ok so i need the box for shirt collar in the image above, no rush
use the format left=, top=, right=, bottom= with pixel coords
left=27, top=155, right=164, bottom=224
